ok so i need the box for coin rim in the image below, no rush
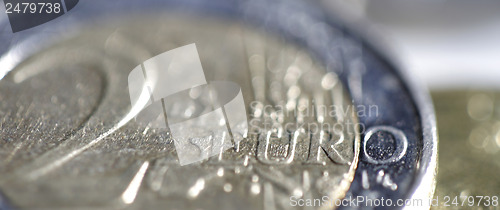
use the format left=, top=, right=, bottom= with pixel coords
left=318, top=1, right=438, bottom=207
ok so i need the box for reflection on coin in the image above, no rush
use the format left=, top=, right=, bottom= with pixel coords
left=432, top=91, right=500, bottom=209
left=0, top=15, right=359, bottom=209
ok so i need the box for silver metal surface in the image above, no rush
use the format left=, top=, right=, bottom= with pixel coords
left=319, top=1, right=438, bottom=208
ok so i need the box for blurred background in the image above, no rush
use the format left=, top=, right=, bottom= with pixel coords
left=323, top=0, right=500, bottom=90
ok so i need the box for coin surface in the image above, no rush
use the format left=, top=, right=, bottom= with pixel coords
left=0, top=15, right=359, bottom=209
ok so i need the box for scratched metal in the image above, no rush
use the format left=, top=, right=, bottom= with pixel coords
left=0, top=16, right=359, bottom=209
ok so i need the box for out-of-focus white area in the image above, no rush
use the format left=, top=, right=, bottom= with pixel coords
left=322, top=0, right=500, bottom=90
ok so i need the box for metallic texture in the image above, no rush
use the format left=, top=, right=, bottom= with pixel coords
left=0, top=16, right=359, bottom=209
left=0, top=0, right=438, bottom=209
